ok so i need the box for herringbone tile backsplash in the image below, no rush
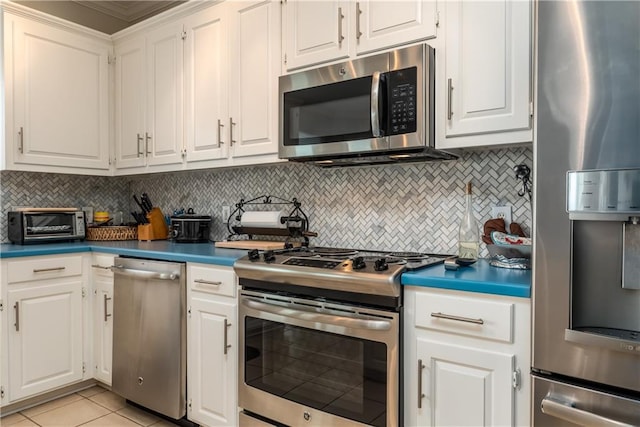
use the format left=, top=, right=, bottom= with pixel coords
left=2, top=147, right=532, bottom=257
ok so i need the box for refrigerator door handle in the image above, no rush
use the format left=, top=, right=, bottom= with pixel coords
left=541, top=397, right=635, bottom=427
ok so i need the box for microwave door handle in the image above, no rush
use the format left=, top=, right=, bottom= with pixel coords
left=371, top=71, right=382, bottom=137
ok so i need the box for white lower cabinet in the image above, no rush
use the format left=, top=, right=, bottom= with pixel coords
left=3, top=255, right=85, bottom=402
left=187, top=263, right=238, bottom=427
left=416, top=338, right=515, bottom=426
left=404, top=287, right=530, bottom=427
left=91, top=254, right=115, bottom=386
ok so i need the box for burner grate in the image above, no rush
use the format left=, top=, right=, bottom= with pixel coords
left=389, top=252, right=430, bottom=262
left=312, top=247, right=359, bottom=257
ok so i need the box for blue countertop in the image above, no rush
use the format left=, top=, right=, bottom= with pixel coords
left=2, top=243, right=531, bottom=297
left=0, top=241, right=246, bottom=267
left=401, top=259, right=531, bottom=298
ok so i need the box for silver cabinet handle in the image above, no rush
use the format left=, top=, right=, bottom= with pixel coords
left=194, top=279, right=221, bottom=286
left=104, top=294, right=112, bottom=322
left=111, top=265, right=179, bottom=281
left=370, top=71, right=382, bottom=137
left=243, top=298, right=392, bottom=331
left=223, top=318, right=232, bottom=355
left=91, top=264, right=113, bottom=270
left=356, top=2, right=362, bottom=40
left=229, top=117, right=236, bottom=146
left=217, top=119, right=225, bottom=145
left=337, top=7, right=344, bottom=46
left=14, top=302, right=20, bottom=332
left=18, top=127, right=24, bottom=154
left=145, top=132, right=152, bottom=155
left=33, top=267, right=65, bottom=273
left=430, top=312, right=484, bottom=325
left=418, top=359, right=425, bottom=409
left=447, top=78, right=454, bottom=120
left=541, top=397, right=634, bottom=427
left=137, top=133, right=144, bottom=157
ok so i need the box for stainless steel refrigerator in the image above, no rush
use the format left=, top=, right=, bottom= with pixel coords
left=533, top=1, right=640, bottom=425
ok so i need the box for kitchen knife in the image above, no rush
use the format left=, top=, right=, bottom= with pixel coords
left=142, top=193, right=153, bottom=210
left=131, top=211, right=146, bottom=224
left=133, top=195, right=147, bottom=214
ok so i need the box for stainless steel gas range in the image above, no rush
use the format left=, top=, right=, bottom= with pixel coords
left=234, top=247, right=448, bottom=427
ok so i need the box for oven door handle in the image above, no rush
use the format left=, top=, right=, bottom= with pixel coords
left=541, top=397, right=635, bottom=427
left=242, top=298, right=392, bottom=331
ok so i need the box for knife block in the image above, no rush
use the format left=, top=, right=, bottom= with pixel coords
left=138, top=207, right=169, bottom=241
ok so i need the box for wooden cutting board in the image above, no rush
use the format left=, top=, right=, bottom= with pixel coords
left=215, top=240, right=301, bottom=250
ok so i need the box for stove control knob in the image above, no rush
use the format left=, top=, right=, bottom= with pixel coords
left=374, top=257, right=389, bottom=271
left=248, top=249, right=260, bottom=261
left=263, top=250, right=276, bottom=262
left=352, top=256, right=366, bottom=270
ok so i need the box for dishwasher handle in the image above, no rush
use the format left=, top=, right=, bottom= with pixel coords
left=111, top=265, right=180, bottom=281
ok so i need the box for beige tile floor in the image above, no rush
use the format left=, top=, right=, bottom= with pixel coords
left=0, top=386, right=180, bottom=427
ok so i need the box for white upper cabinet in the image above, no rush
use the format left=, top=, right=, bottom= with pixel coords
left=437, top=0, right=532, bottom=149
left=356, top=1, right=437, bottom=55
left=3, top=11, right=111, bottom=175
left=114, top=37, right=146, bottom=170
left=282, top=0, right=437, bottom=71
left=114, top=0, right=281, bottom=174
left=227, top=0, right=280, bottom=159
left=114, top=21, right=185, bottom=174
left=283, top=0, right=350, bottom=70
left=184, top=4, right=229, bottom=163
left=145, top=22, right=185, bottom=167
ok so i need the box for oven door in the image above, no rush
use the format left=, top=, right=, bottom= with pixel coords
left=239, top=291, right=399, bottom=427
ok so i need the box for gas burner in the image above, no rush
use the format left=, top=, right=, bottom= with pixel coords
left=311, top=247, right=359, bottom=257
left=389, top=252, right=430, bottom=262
left=359, top=255, right=405, bottom=265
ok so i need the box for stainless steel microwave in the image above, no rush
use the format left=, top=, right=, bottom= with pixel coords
left=8, top=210, right=86, bottom=244
left=278, top=44, right=457, bottom=166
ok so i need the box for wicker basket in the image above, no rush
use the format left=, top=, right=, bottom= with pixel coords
left=86, top=226, right=138, bottom=241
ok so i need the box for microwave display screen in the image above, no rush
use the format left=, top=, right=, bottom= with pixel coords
left=284, top=76, right=373, bottom=146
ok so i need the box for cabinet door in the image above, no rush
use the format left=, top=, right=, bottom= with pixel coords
left=283, top=0, right=350, bottom=70
left=228, top=0, right=280, bottom=158
left=92, top=270, right=113, bottom=385
left=114, top=37, right=147, bottom=170
left=6, top=14, right=110, bottom=171
left=356, top=1, right=437, bottom=55
left=187, top=295, right=237, bottom=427
left=441, top=0, right=531, bottom=145
left=184, top=3, right=229, bottom=163
left=416, top=338, right=514, bottom=426
left=146, top=22, right=185, bottom=167
left=8, top=280, right=83, bottom=401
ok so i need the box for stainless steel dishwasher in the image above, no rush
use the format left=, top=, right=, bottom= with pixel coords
left=111, top=257, right=186, bottom=419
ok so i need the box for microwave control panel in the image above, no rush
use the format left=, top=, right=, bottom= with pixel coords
left=387, top=67, right=417, bottom=135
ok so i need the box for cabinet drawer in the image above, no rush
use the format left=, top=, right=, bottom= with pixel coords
left=414, top=291, right=513, bottom=343
left=7, top=255, right=83, bottom=283
left=188, top=264, right=236, bottom=297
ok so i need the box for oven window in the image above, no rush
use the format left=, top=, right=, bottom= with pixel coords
left=283, top=76, right=373, bottom=146
left=25, top=214, right=74, bottom=235
left=245, top=317, right=387, bottom=427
